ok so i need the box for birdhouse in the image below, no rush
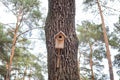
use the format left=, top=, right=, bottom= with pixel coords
left=54, top=31, right=66, bottom=49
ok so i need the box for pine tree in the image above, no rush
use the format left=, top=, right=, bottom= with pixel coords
left=83, top=0, right=114, bottom=79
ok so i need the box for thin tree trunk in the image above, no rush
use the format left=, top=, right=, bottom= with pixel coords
left=96, top=0, right=114, bottom=80
left=23, top=67, right=27, bottom=80
left=89, top=43, right=94, bottom=80
left=45, top=0, right=80, bottom=80
left=6, top=8, right=23, bottom=80
left=6, top=20, right=19, bottom=80
left=6, top=22, right=19, bottom=80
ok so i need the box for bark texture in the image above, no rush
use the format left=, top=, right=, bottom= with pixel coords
left=97, top=0, right=114, bottom=80
left=45, top=0, right=80, bottom=80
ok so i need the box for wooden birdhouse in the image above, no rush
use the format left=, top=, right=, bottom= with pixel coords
left=54, top=31, right=66, bottom=49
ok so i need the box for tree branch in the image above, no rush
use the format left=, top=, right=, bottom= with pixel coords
left=1, top=1, right=16, bottom=15
left=17, top=27, right=43, bottom=38
left=102, top=5, right=120, bottom=12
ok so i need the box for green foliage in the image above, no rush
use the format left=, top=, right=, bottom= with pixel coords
left=0, top=24, right=3, bottom=37
left=114, top=54, right=120, bottom=68
left=32, top=62, right=44, bottom=80
left=83, top=0, right=94, bottom=4
left=77, top=21, right=103, bottom=44
left=0, top=32, right=44, bottom=79
left=108, top=17, right=120, bottom=50
left=83, top=0, right=96, bottom=6
left=83, top=0, right=108, bottom=8
left=1, top=0, right=42, bottom=32
left=0, top=24, right=11, bottom=62
left=0, top=65, right=7, bottom=76
left=112, top=17, right=120, bottom=78
left=93, top=43, right=106, bottom=60
left=0, top=25, right=11, bottom=43
left=12, top=48, right=45, bottom=80
left=109, top=32, right=120, bottom=49
left=5, top=0, right=40, bottom=13
left=0, top=24, right=11, bottom=77
left=83, top=0, right=117, bottom=16
left=83, top=0, right=96, bottom=11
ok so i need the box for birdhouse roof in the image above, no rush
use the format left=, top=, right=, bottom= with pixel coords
left=54, top=31, right=67, bottom=38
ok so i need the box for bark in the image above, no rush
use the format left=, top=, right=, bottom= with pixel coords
left=96, top=0, right=114, bottom=80
left=89, top=43, right=94, bottom=80
left=45, top=0, right=80, bottom=80
left=4, top=75, right=6, bottom=80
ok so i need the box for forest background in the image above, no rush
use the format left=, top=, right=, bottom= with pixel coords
left=0, top=0, right=120, bottom=80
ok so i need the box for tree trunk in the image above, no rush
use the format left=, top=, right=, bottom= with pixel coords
left=6, top=18, right=19, bottom=80
left=6, top=62, right=10, bottom=80
left=96, top=0, right=114, bottom=80
left=45, top=0, right=80, bottom=80
left=6, top=8, right=23, bottom=80
left=89, top=43, right=94, bottom=80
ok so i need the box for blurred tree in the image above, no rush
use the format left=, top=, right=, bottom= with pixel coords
left=77, top=21, right=107, bottom=80
left=0, top=0, right=44, bottom=79
left=0, top=23, right=44, bottom=80
left=83, top=0, right=114, bottom=79
left=111, top=16, right=120, bottom=78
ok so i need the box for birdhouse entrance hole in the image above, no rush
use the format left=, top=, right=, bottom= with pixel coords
left=59, top=36, right=62, bottom=38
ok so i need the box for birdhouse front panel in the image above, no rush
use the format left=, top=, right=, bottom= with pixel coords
left=55, top=39, right=64, bottom=49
